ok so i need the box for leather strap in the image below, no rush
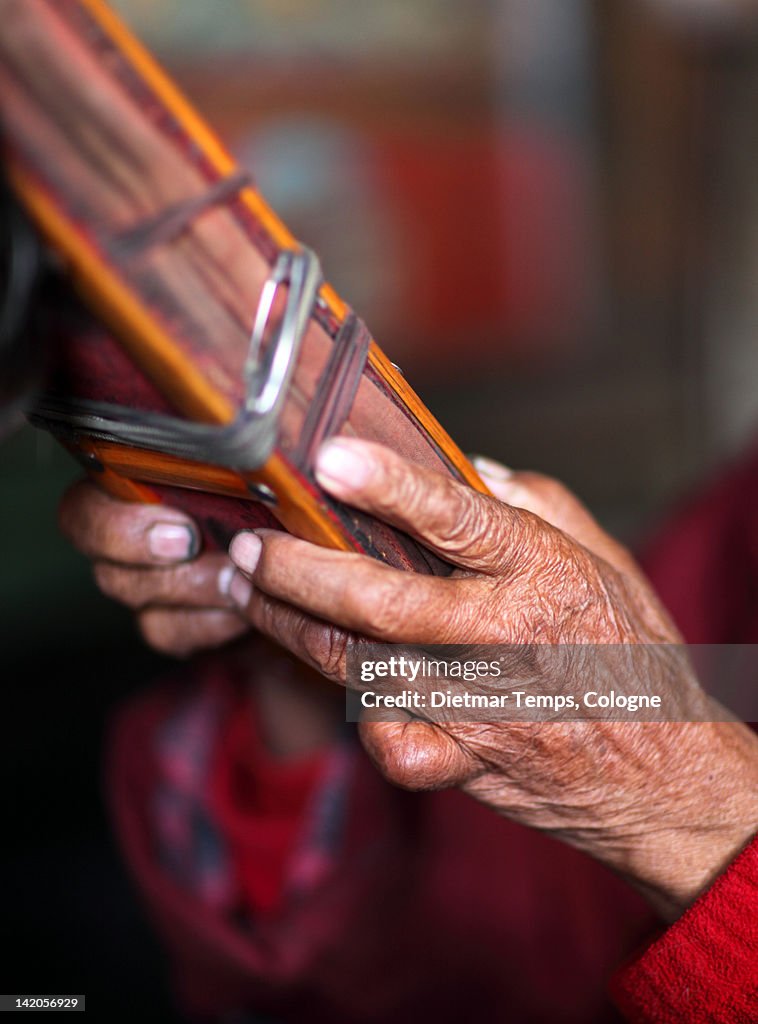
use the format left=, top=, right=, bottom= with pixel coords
left=111, top=170, right=253, bottom=263
left=292, top=312, right=371, bottom=473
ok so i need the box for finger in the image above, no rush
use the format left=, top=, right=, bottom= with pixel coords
left=358, top=719, right=478, bottom=791
left=229, top=530, right=483, bottom=643
left=138, top=607, right=247, bottom=657
left=94, top=553, right=236, bottom=611
left=471, top=457, right=637, bottom=576
left=226, top=570, right=351, bottom=683
left=313, top=438, right=526, bottom=574
left=59, top=480, right=199, bottom=566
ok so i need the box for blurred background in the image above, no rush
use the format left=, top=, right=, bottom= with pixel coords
left=2, top=0, right=757, bottom=1016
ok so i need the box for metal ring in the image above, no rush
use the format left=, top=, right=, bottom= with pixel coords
left=29, top=247, right=322, bottom=471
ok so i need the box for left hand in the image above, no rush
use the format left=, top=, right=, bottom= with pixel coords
left=58, top=480, right=249, bottom=656
left=226, top=438, right=758, bottom=918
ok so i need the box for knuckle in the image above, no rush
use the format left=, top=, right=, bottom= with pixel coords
left=446, top=491, right=493, bottom=551
left=386, top=750, right=432, bottom=790
left=386, top=464, right=427, bottom=517
left=377, top=455, right=444, bottom=527
left=430, top=486, right=499, bottom=561
left=501, top=510, right=545, bottom=574
left=377, top=751, right=419, bottom=790
left=302, top=624, right=348, bottom=680
left=370, top=725, right=445, bottom=791
left=365, top=730, right=412, bottom=788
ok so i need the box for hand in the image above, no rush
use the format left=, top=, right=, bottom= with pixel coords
left=58, top=481, right=248, bottom=656
left=226, top=439, right=758, bottom=918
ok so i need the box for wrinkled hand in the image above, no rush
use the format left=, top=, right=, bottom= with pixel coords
left=58, top=482, right=248, bottom=656
left=224, top=439, right=758, bottom=918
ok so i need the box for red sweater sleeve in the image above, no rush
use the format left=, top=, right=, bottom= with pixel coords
left=611, top=834, right=758, bottom=1023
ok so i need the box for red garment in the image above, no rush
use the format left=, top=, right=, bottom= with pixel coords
left=109, top=668, right=653, bottom=1023
left=210, top=703, right=322, bottom=916
left=611, top=838, right=758, bottom=1023
left=639, top=445, right=758, bottom=644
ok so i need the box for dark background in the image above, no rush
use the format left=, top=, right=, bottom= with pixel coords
left=1, top=432, right=178, bottom=1016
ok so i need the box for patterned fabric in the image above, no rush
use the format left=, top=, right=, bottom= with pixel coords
left=151, top=669, right=354, bottom=922
left=286, top=740, right=352, bottom=900
left=153, top=684, right=234, bottom=913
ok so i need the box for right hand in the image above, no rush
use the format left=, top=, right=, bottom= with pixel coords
left=58, top=480, right=249, bottom=657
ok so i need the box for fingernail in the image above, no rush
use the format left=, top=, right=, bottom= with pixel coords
left=229, top=531, right=262, bottom=575
left=315, top=439, right=374, bottom=491
left=228, top=571, right=253, bottom=609
left=148, top=522, right=197, bottom=561
left=471, top=456, right=513, bottom=482
left=218, top=564, right=235, bottom=598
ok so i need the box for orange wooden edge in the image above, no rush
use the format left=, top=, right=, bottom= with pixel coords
left=78, top=439, right=356, bottom=551
left=20, top=0, right=489, bottom=548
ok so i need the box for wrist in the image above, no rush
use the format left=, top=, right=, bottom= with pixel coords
left=612, top=722, right=758, bottom=920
